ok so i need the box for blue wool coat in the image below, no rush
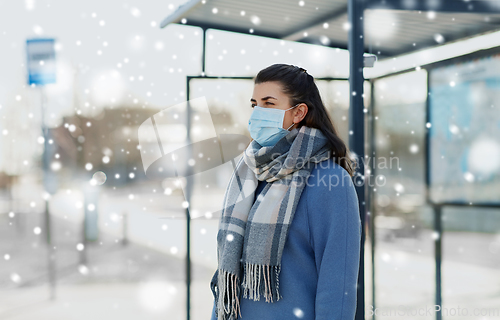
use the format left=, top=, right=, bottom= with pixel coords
left=210, top=158, right=362, bottom=320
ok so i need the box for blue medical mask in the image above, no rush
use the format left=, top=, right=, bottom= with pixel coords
left=247, top=104, right=299, bottom=147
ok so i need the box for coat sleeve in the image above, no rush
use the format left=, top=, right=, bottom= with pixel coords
left=306, top=167, right=362, bottom=320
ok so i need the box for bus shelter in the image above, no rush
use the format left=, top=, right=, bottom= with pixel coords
left=159, top=1, right=500, bottom=319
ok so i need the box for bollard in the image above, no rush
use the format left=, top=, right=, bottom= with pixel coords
left=122, top=211, right=128, bottom=246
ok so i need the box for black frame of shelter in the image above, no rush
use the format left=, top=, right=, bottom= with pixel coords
left=159, top=1, right=500, bottom=320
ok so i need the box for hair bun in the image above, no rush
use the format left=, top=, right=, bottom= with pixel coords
left=291, top=65, right=307, bottom=74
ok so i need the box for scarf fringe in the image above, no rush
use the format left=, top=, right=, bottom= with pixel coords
left=216, top=268, right=242, bottom=320
left=242, top=262, right=283, bottom=303
left=214, top=263, right=283, bottom=320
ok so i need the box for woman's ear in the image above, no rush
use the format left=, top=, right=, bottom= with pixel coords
left=294, top=103, right=308, bottom=122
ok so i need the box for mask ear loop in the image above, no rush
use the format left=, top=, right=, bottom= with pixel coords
left=285, top=103, right=301, bottom=131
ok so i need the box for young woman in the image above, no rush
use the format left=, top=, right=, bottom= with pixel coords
left=210, top=64, right=362, bottom=320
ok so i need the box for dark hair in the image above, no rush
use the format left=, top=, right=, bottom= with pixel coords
left=253, top=63, right=355, bottom=177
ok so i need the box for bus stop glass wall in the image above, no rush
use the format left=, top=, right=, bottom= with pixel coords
left=441, top=207, right=500, bottom=319
left=428, top=52, right=500, bottom=317
left=373, top=70, right=435, bottom=319
left=315, top=80, right=371, bottom=143
left=1, top=23, right=207, bottom=320
left=187, top=78, right=255, bottom=319
left=315, top=80, right=374, bottom=319
left=188, top=78, right=373, bottom=318
left=308, top=80, right=373, bottom=319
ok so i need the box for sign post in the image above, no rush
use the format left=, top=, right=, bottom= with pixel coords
left=26, top=38, right=57, bottom=300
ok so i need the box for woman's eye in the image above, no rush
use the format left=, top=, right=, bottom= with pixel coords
left=251, top=102, right=273, bottom=108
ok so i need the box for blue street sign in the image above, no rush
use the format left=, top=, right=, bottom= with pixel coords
left=26, top=38, right=57, bottom=85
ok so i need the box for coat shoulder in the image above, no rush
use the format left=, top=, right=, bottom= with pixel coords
left=305, top=158, right=353, bottom=192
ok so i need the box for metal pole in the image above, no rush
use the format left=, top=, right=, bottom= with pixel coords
left=369, top=79, right=376, bottom=319
left=434, top=205, right=443, bottom=320
left=424, top=65, right=442, bottom=320
left=183, top=26, right=207, bottom=320
left=185, top=79, right=193, bottom=320
left=41, top=87, right=56, bottom=300
left=348, top=0, right=366, bottom=319
left=201, top=27, right=207, bottom=75
left=81, top=188, right=88, bottom=265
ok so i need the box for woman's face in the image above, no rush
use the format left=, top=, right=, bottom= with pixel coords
left=250, top=81, right=308, bottom=130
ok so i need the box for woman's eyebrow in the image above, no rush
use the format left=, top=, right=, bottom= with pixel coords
left=250, top=96, right=278, bottom=102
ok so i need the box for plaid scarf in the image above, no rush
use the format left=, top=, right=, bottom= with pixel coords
left=210, top=125, right=332, bottom=320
